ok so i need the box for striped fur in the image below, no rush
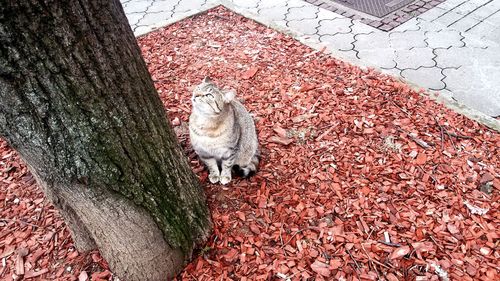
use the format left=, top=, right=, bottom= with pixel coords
left=189, top=77, right=259, bottom=185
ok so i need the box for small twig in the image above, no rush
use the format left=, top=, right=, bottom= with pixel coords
left=346, top=249, right=361, bottom=270
left=439, top=127, right=445, bottom=151
left=0, top=218, right=39, bottom=228
left=279, top=224, right=284, bottom=247
left=361, top=243, right=381, bottom=277
left=409, top=133, right=431, bottom=149
left=417, top=166, right=438, bottom=183
left=434, top=118, right=458, bottom=152
left=280, top=227, right=317, bottom=249
left=429, top=235, right=444, bottom=251
left=444, top=130, right=458, bottom=151
left=366, top=227, right=376, bottom=241
left=390, top=100, right=410, bottom=116
left=447, top=132, right=472, bottom=139
left=377, top=240, right=402, bottom=247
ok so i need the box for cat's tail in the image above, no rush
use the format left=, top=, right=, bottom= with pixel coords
left=234, top=152, right=260, bottom=178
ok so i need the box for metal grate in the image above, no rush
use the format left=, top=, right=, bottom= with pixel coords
left=329, top=0, right=417, bottom=17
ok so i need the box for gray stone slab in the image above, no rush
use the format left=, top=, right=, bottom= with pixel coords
left=123, top=0, right=152, bottom=14
left=392, top=18, right=421, bottom=32
left=138, top=11, right=172, bottom=26
left=390, top=30, right=427, bottom=49
left=394, top=47, right=435, bottom=69
left=231, top=0, right=260, bottom=8
left=354, top=32, right=391, bottom=50
left=258, top=0, right=287, bottom=9
left=286, top=6, right=319, bottom=21
left=418, top=7, right=447, bottom=22
left=258, top=6, right=288, bottom=21
left=433, top=11, right=464, bottom=27
left=462, top=35, right=491, bottom=48
left=126, top=12, right=145, bottom=26
left=316, top=8, right=343, bottom=21
left=287, top=19, right=320, bottom=35
left=425, top=30, right=464, bottom=48
left=320, top=33, right=355, bottom=51
left=317, top=18, right=352, bottom=35
left=350, top=21, right=378, bottom=35
left=148, top=0, right=177, bottom=13
left=401, top=67, right=446, bottom=90
left=357, top=49, right=397, bottom=69
left=448, top=14, right=481, bottom=32
left=175, top=0, right=208, bottom=12
left=452, top=0, right=492, bottom=15
left=287, top=0, right=309, bottom=8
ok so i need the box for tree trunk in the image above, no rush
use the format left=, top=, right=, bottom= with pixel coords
left=0, top=0, right=212, bottom=280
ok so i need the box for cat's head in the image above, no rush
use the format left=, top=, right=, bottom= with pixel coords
left=192, top=77, right=235, bottom=116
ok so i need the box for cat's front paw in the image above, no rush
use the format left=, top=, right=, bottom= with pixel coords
left=219, top=175, right=231, bottom=185
left=208, top=173, right=220, bottom=184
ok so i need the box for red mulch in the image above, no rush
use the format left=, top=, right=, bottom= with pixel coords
left=1, top=6, right=498, bottom=281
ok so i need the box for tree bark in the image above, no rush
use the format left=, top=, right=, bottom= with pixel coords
left=0, top=0, right=212, bottom=280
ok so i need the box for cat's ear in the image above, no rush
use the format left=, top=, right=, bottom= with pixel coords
left=202, top=76, right=212, bottom=83
left=223, top=90, right=235, bottom=103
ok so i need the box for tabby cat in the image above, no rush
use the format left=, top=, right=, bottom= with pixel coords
left=189, top=77, right=259, bottom=185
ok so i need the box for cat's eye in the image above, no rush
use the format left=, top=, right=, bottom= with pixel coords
left=205, top=94, right=214, bottom=99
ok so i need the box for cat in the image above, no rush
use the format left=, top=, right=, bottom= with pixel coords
left=189, top=77, right=259, bottom=185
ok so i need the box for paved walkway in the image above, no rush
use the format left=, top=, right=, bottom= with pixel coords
left=121, top=0, right=500, bottom=124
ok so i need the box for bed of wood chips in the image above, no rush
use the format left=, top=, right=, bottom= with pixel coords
left=1, top=6, right=498, bottom=281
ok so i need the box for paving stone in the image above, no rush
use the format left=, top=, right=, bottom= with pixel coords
left=401, top=67, right=446, bottom=90
left=175, top=0, right=207, bottom=12
left=436, top=0, right=468, bottom=10
left=448, top=14, right=481, bottom=32
left=148, top=0, right=177, bottom=13
left=317, top=18, right=352, bottom=35
left=390, top=30, right=427, bottom=49
left=286, top=6, right=319, bottom=21
left=320, top=33, right=355, bottom=51
left=391, top=18, right=420, bottom=32
left=137, top=11, right=172, bottom=26
left=258, top=0, right=287, bottom=9
left=417, top=6, right=447, bottom=21
left=469, top=18, right=500, bottom=44
left=287, top=19, right=320, bottom=35
left=258, top=6, right=288, bottom=21
left=354, top=32, right=391, bottom=50
left=287, top=0, right=309, bottom=8
left=425, top=29, right=464, bottom=48
left=125, top=12, right=145, bottom=26
left=316, top=8, right=342, bottom=21
left=231, top=0, right=260, bottom=8
left=452, top=0, right=492, bottom=15
left=395, top=47, right=435, bottom=69
left=350, top=21, right=378, bottom=35
left=433, top=11, right=464, bottom=27
left=415, top=17, right=446, bottom=31
left=470, top=1, right=500, bottom=21
left=357, top=49, right=397, bottom=69
left=123, top=0, right=152, bottom=14
left=461, top=35, right=492, bottom=48
left=433, top=46, right=500, bottom=68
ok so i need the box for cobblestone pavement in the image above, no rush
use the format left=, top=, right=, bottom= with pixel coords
left=121, top=0, right=500, bottom=118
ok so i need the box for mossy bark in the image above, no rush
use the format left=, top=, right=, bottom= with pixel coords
left=0, top=0, right=212, bottom=279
